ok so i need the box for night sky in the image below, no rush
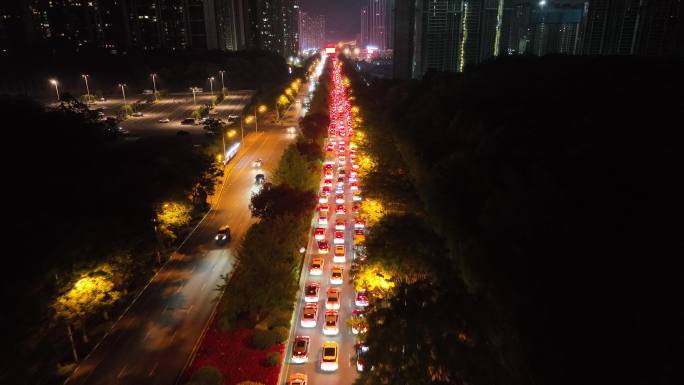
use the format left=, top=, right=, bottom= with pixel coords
left=300, top=0, right=367, bottom=42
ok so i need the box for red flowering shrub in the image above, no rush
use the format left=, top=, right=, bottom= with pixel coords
left=187, top=318, right=285, bottom=385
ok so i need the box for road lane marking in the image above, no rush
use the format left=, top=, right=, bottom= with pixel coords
left=116, top=364, right=127, bottom=378
left=148, top=361, right=158, bottom=377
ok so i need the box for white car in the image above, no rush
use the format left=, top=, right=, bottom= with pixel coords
left=354, top=219, right=365, bottom=229
left=335, top=194, right=345, bottom=204
left=318, top=213, right=328, bottom=226
left=322, top=310, right=339, bottom=335
left=333, top=230, right=345, bottom=245
left=318, top=193, right=328, bottom=204
left=314, top=227, right=326, bottom=241
left=300, top=303, right=318, bottom=327
left=335, top=219, right=345, bottom=231
left=310, top=257, right=323, bottom=276
left=355, top=290, right=369, bottom=307
left=338, top=156, right=346, bottom=165
left=330, top=265, right=343, bottom=285
left=158, top=118, right=170, bottom=123
left=326, top=288, right=340, bottom=310
left=228, top=114, right=240, bottom=120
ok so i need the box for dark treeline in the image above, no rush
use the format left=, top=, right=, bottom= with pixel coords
left=0, top=48, right=289, bottom=102
left=351, top=55, right=682, bottom=385
left=0, top=97, right=220, bottom=384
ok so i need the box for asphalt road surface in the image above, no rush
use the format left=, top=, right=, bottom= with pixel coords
left=64, top=89, right=305, bottom=385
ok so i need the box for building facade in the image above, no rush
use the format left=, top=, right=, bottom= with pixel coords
left=528, top=3, right=583, bottom=56
left=299, top=11, right=325, bottom=52
left=3, top=0, right=303, bottom=57
left=580, top=0, right=683, bottom=57
left=369, top=0, right=388, bottom=49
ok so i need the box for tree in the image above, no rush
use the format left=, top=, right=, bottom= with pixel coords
left=273, top=144, right=318, bottom=191
left=249, top=183, right=316, bottom=219
left=300, top=112, right=329, bottom=143
left=187, top=365, right=222, bottom=385
left=156, top=201, right=192, bottom=242
left=53, top=263, right=124, bottom=347
left=218, top=214, right=308, bottom=323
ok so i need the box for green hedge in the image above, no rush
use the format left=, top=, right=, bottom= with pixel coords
left=264, top=351, right=280, bottom=367
left=251, top=329, right=277, bottom=350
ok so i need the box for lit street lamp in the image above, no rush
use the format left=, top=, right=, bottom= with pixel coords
left=150, top=73, right=157, bottom=94
left=81, top=74, right=90, bottom=102
left=49, top=78, right=60, bottom=101
left=208, top=76, right=215, bottom=96
left=190, top=87, right=198, bottom=105
left=118, top=83, right=127, bottom=106
left=218, top=70, right=225, bottom=93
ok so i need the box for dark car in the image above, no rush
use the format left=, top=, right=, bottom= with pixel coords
left=181, top=118, right=195, bottom=125
left=255, top=174, right=265, bottom=184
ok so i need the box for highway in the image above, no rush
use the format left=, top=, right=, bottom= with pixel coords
left=280, top=56, right=361, bottom=385
left=64, top=88, right=306, bottom=385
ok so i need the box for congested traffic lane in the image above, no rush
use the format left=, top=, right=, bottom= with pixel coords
left=281, top=55, right=365, bottom=385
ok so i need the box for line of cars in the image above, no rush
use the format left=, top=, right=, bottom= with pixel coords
left=286, top=56, right=368, bottom=385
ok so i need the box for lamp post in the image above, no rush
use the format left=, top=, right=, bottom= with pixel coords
left=81, top=74, right=90, bottom=102
left=218, top=70, right=225, bottom=93
left=118, top=84, right=127, bottom=107
left=190, top=87, right=198, bottom=105
left=208, top=76, right=215, bottom=96
left=49, top=79, right=60, bottom=101
left=240, top=113, right=244, bottom=141
left=150, top=73, right=157, bottom=95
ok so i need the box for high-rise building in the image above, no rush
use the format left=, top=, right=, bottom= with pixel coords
left=6, top=0, right=304, bottom=57
left=392, top=0, right=517, bottom=77
left=529, top=3, right=583, bottom=55
left=253, top=0, right=300, bottom=57
left=360, top=6, right=369, bottom=47
left=215, top=0, right=249, bottom=51
left=369, top=0, right=388, bottom=50
left=392, top=0, right=415, bottom=78
left=579, top=0, right=683, bottom=57
left=299, top=11, right=325, bottom=52
left=413, top=0, right=462, bottom=75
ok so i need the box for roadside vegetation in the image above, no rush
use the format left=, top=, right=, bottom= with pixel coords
left=347, top=56, right=683, bottom=385
left=0, top=96, right=222, bottom=385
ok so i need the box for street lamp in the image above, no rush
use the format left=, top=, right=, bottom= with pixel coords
left=150, top=73, right=157, bottom=94
left=190, top=87, right=198, bottom=105
left=208, top=76, right=215, bottom=96
left=118, top=83, right=127, bottom=107
left=49, top=78, right=60, bottom=101
left=81, top=74, right=90, bottom=102
left=218, top=70, right=225, bottom=93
